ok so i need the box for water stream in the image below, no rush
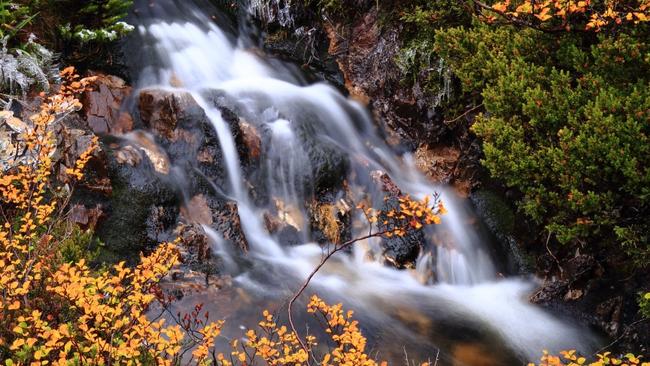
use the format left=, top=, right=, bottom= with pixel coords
left=127, top=1, right=598, bottom=364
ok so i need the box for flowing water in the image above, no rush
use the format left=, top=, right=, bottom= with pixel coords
left=127, top=1, right=599, bottom=364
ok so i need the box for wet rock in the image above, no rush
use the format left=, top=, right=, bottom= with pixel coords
left=82, top=74, right=133, bottom=134
left=181, top=194, right=213, bottom=225
left=415, top=144, right=472, bottom=196
left=370, top=170, right=401, bottom=196
left=208, top=198, right=249, bottom=253
left=307, top=141, right=349, bottom=194
left=470, top=189, right=533, bottom=274
left=323, top=9, right=440, bottom=141
left=265, top=212, right=303, bottom=246
left=379, top=196, right=424, bottom=268
left=176, top=223, right=221, bottom=282
left=530, top=279, right=570, bottom=304
left=68, top=204, right=104, bottom=230
left=596, top=297, right=623, bottom=337
left=95, top=141, right=179, bottom=257
left=138, top=88, right=202, bottom=138
left=370, top=170, right=423, bottom=268
left=239, top=119, right=262, bottom=161
left=124, top=131, right=171, bottom=175
left=115, top=145, right=142, bottom=166
left=178, top=223, right=211, bottom=263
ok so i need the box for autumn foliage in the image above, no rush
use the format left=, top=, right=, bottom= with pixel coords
left=529, top=350, right=649, bottom=366
left=0, top=68, right=220, bottom=365
left=0, top=67, right=447, bottom=364
left=0, top=65, right=644, bottom=366
left=481, top=0, right=650, bottom=31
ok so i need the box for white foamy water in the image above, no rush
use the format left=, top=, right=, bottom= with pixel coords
left=131, top=1, right=598, bottom=363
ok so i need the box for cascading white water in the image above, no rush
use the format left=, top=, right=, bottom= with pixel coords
left=131, top=1, right=598, bottom=363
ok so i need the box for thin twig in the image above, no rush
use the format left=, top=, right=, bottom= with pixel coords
left=545, top=230, right=564, bottom=276
left=287, top=230, right=390, bottom=362
left=594, top=318, right=648, bottom=354
left=444, top=104, right=483, bottom=124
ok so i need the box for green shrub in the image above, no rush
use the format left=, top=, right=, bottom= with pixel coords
left=435, top=22, right=650, bottom=263
left=641, top=292, right=650, bottom=319
left=46, top=0, right=135, bottom=42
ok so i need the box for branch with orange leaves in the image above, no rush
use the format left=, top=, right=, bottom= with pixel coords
left=286, top=193, right=447, bottom=364
left=473, top=0, right=650, bottom=32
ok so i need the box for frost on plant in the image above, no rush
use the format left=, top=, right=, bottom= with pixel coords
left=248, top=0, right=295, bottom=27
left=0, top=37, right=58, bottom=96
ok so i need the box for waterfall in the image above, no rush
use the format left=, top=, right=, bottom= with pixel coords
left=128, top=1, right=598, bottom=363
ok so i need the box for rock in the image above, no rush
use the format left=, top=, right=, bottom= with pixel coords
left=177, top=224, right=221, bottom=282
left=239, top=119, right=262, bottom=160
left=307, top=140, right=349, bottom=194
left=596, top=297, right=623, bottom=337
left=178, top=224, right=211, bottom=263
left=124, top=131, right=171, bottom=175
left=115, top=145, right=142, bottom=166
left=68, top=204, right=103, bottom=229
left=1, top=110, right=27, bottom=133
left=369, top=170, right=423, bottom=267
left=415, top=144, right=472, bottom=196
left=530, top=279, right=569, bottom=304
left=565, top=254, right=599, bottom=281
left=265, top=212, right=304, bottom=246
left=95, top=141, right=179, bottom=257
left=209, top=199, right=249, bottom=253
left=370, top=170, right=401, bottom=196
left=138, top=88, right=202, bottom=138
left=82, top=74, right=133, bottom=134
left=470, top=189, right=533, bottom=274
left=378, top=196, right=424, bottom=268
left=181, top=195, right=213, bottom=225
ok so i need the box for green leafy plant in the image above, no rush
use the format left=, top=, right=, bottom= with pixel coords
left=641, top=292, right=650, bottom=319
left=56, top=0, right=135, bottom=43
left=435, top=20, right=650, bottom=264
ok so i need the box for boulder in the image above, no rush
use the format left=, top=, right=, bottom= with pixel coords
left=306, top=138, right=349, bottom=195
left=239, top=119, right=262, bottom=161
left=470, top=189, right=533, bottom=274
left=371, top=170, right=423, bottom=268
left=181, top=195, right=213, bottom=225
left=68, top=204, right=104, bottom=230
left=264, top=212, right=303, bottom=246
left=208, top=198, right=249, bottom=253
left=95, top=139, right=179, bottom=258
left=138, top=88, right=202, bottom=138
left=82, top=74, right=133, bottom=134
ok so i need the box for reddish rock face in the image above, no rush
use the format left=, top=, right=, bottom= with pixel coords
left=138, top=88, right=197, bottom=138
left=82, top=74, right=133, bottom=134
left=68, top=204, right=104, bottom=229
left=238, top=120, right=262, bottom=160
left=414, top=144, right=473, bottom=197
left=181, top=195, right=213, bottom=225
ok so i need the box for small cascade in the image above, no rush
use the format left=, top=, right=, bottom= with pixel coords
left=128, top=0, right=598, bottom=363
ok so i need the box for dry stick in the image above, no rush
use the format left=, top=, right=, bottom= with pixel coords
left=443, top=103, right=483, bottom=125
left=594, top=318, right=648, bottom=355
left=545, top=230, right=564, bottom=276
left=287, top=230, right=391, bottom=363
